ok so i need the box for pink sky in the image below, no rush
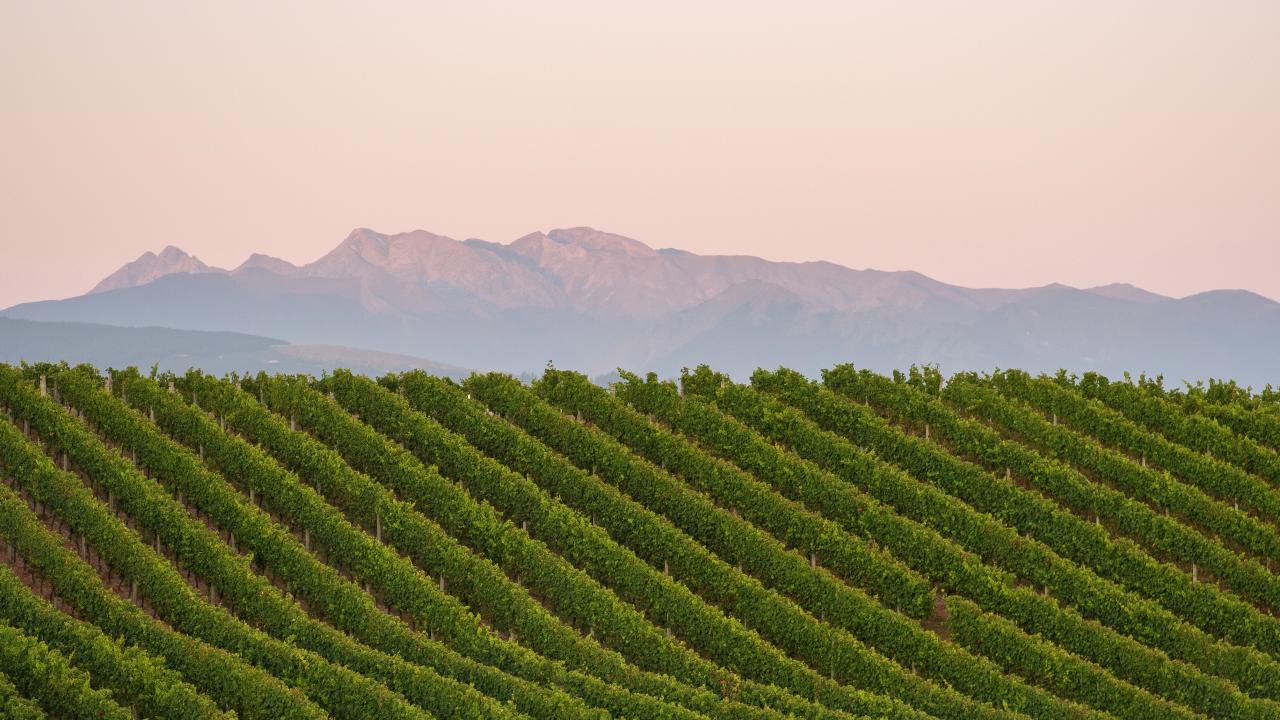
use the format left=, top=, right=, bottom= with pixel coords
left=1, top=1, right=1278, bottom=308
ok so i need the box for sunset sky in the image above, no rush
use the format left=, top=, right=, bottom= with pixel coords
left=2, top=1, right=1277, bottom=307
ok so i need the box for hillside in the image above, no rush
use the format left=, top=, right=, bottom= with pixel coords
left=0, top=318, right=468, bottom=378
left=1, top=360, right=1279, bottom=719
left=6, top=227, right=1278, bottom=386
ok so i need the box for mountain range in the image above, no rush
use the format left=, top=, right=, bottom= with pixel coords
left=5, top=227, right=1278, bottom=386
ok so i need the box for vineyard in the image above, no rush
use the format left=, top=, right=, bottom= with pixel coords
left=2, top=361, right=1280, bottom=720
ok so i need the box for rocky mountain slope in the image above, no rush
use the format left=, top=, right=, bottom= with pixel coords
left=8, top=227, right=1278, bottom=385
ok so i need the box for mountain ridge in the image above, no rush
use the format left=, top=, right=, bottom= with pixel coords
left=89, top=245, right=218, bottom=294
left=84, top=227, right=1271, bottom=309
left=12, top=226, right=1279, bottom=386
left=88, top=226, right=1243, bottom=313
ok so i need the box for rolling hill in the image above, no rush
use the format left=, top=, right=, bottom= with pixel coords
left=2, top=360, right=1280, bottom=719
left=0, top=318, right=468, bottom=378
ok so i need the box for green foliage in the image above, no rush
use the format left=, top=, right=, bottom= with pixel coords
left=462, top=372, right=1050, bottom=720
left=987, top=370, right=1280, bottom=524
left=0, top=366, right=483, bottom=720
left=944, top=596, right=1199, bottom=720
left=668, top=369, right=1278, bottom=718
left=96, top=371, right=567, bottom=720
left=331, top=370, right=924, bottom=720
left=943, top=373, right=1280, bottom=612
left=0, top=372, right=327, bottom=720
left=0, top=667, right=49, bottom=720
left=0, top=566, right=231, bottom=720
left=530, top=368, right=1108, bottom=720
left=187, top=371, right=728, bottom=720
left=0, top=620, right=133, bottom=720
left=9, top=358, right=1280, bottom=720
left=257, top=373, right=838, bottom=720
left=1069, top=371, right=1280, bottom=495
left=812, top=367, right=1280, bottom=642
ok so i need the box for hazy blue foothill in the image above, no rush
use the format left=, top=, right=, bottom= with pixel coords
left=0, top=318, right=468, bottom=379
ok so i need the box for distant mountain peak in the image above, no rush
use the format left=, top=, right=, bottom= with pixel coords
left=546, top=227, right=657, bottom=257
left=1085, top=282, right=1171, bottom=304
left=310, top=227, right=487, bottom=281
left=328, top=227, right=390, bottom=259
left=89, top=246, right=217, bottom=295
left=1178, top=288, right=1278, bottom=309
left=234, top=253, right=300, bottom=275
left=327, top=227, right=464, bottom=259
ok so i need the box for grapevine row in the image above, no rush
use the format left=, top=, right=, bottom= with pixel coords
left=0, top=410, right=329, bottom=720
left=993, top=368, right=1280, bottom=527
left=95, top=369, right=639, bottom=720
left=449, top=372, right=1025, bottom=720
left=183, top=371, right=753, bottom=720
left=0, top=617, right=133, bottom=720
left=942, top=374, right=1280, bottom=591
left=519, top=369, right=1168, bottom=719
left=531, top=369, right=933, bottom=617
left=251, top=372, right=844, bottom=720
left=1070, top=373, right=1280, bottom=490
left=0, top=563, right=230, bottom=720
left=803, top=366, right=1280, bottom=656
left=325, top=370, right=927, bottom=720
left=610, top=370, right=1276, bottom=719
left=8, top=369, right=458, bottom=720
left=1164, top=388, right=1280, bottom=454
left=677, top=366, right=1280, bottom=705
left=0, top=665, right=47, bottom=720
left=986, top=371, right=1280, bottom=525
left=42, top=366, right=554, bottom=719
